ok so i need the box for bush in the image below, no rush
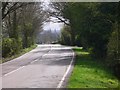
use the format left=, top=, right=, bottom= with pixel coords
left=2, top=38, right=22, bottom=58
left=106, top=24, right=120, bottom=79
left=60, top=26, right=71, bottom=45
left=107, top=24, right=119, bottom=66
left=75, top=35, right=82, bottom=47
left=2, top=38, right=13, bottom=57
left=13, top=38, right=22, bottom=54
left=27, top=37, right=34, bottom=47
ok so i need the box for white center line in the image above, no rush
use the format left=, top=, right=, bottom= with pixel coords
left=3, top=66, right=25, bottom=77
left=3, top=46, right=52, bottom=77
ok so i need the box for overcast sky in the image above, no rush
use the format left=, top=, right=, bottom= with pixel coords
left=41, top=0, right=64, bottom=32
left=42, top=0, right=120, bottom=32
left=43, top=17, right=64, bottom=32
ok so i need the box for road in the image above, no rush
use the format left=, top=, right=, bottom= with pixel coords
left=2, top=44, right=74, bottom=88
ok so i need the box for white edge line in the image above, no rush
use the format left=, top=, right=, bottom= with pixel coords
left=3, top=66, right=25, bottom=77
left=3, top=46, right=52, bottom=76
left=1, top=45, right=38, bottom=65
left=57, top=47, right=75, bottom=88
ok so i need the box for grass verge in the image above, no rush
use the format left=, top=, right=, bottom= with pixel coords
left=1, top=44, right=37, bottom=63
left=67, top=47, right=119, bottom=88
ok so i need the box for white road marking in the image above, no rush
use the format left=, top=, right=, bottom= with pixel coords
left=30, top=59, right=39, bottom=64
left=3, top=46, right=52, bottom=76
left=57, top=48, right=75, bottom=88
left=31, top=46, right=52, bottom=63
left=3, top=45, right=74, bottom=88
left=3, top=66, right=25, bottom=77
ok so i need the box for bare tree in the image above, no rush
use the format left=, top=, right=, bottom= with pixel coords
left=46, top=2, right=70, bottom=26
left=2, top=2, right=29, bottom=19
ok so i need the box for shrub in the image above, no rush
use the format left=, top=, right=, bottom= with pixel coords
left=2, top=38, right=13, bottom=57
left=75, top=35, right=82, bottom=47
left=106, top=25, right=120, bottom=79
left=60, top=26, right=71, bottom=45
left=2, top=38, right=22, bottom=58
left=27, top=37, right=34, bottom=47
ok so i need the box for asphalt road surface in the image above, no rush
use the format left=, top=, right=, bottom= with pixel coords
left=2, top=44, right=74, bottom=88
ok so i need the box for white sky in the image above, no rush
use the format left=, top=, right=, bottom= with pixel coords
left=43, top=22, right=64, bottom=31
left=41, top=0, right=64, bottom=32
left=2, top=0, right=120, bottom=2
left=42, top=0, right=119, bottom=32
left=43, top=17, right=64, bottom=32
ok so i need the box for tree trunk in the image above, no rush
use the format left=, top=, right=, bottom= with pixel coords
left=12, top=10, right=18, bottom=39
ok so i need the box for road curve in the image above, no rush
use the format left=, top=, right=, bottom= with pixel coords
left=2, top=44, right=74, bottom=88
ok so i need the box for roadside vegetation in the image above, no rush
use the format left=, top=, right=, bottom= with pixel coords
left=2, top=2, right=47, bottom=63
left=50, top=2, right=120, bottom=80
left=2, top=2, right=120, bottom=88
left=1, top=44, right=37, bottom=63
left=67, top=47, right=119, bottom=88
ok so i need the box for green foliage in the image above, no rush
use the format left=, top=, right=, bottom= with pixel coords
left=107, top=23, right=118, bottom=66
left=60, top=3, right=113, bottom=58
left=60, top=26, right=71, bottom=45
left=2, top=38, right=13, bottom=57
left=2, top=38, right=22, bottom=58
left=106, top=2, right=120, bottom=78
left=22, top=23, right=35, bottom=48
left=67, top=47, right=118, bottom=88
left=57, top=2, right=120, bottom=78
left=27, top=37, right=35, bottom=47
left=2, top=3, right=43, bottom=59
left=2, top=44, right=37, bottom=63
left=107, top=22, right=120, bottom=79
left=75, top=35, right=82, bottom=47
